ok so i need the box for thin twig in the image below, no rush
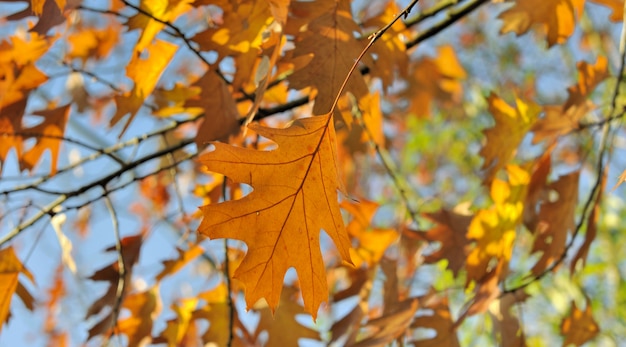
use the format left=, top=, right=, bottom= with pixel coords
left=103, top=195, right=126, bottom=344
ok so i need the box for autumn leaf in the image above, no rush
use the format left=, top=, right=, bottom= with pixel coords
left=560, top=298, right=599, bottom=346
left=412, top=293, right=460, bottom=347
left=110, top=39, right=178, bottom=136
left=254, top=286, right=320, bottom=346
left=117, top=287, right=161, bottom=347
left=127, top=0, right=192, bottom=53
left=2, top=0, right=76, bottom=35
left=480, top=93, right=540, bottom=185
left=0, top=247, right=34, bottom=333
left=352, top=298, right=418, bottom=347
left=286, top=0, right=369, bottom=114
left=498, top=0, right=585, bottom=47
left=411, top=208, right=473, bottom=277
left=466, top=165, right=529, bottom=285
left=564, top=56, right=609, bottom=110
left=198, top=114, right=351, bottom=317
left=155, top=244, right=204, bottom=281
left=530, top=170, right=579, bottom=276
left=67, top=26, right=120, bottom=63
left=341, top=199, right=397, bottom=268
left=489, top=292, right=529, bottom=347
left=20, top=104, right=70, bottom=174
left=402, top=45, right=466, bottom=118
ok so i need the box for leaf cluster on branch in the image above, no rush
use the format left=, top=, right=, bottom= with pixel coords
left=1, top=0, right=625, bottom=346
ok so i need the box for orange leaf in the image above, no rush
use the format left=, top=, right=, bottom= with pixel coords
left=286, top=0, right=369, bottom=114
left=67, top=26, right=120, bottom=63
left=563, top=56, right=609, bottom=111
left=414, top=209, right=472, bottom=277
left=110, top=39, right=177, bottom=136
left=0, top=247, right=33, bottom=333
left=403, top=45, right=466, bottom=118
left=498, top=0, right=585, bottom=47
left=20, top=104, right=70, bottom=174
left=117, top=287, right=161, bottom=347
left=480, top=93, right=539, bottom=185
left=155, top=244, right=204, bottom=281
left=198, top=114, right=352, bottom=318
left=560, top=298, right=599, bottom=346
left=254, top=286, right=320, bottom=346
left=127, top=0, right=192, bottom=53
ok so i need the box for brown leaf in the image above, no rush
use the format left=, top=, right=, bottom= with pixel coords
left=563, top=57, right=609, bottom=111
left=530, top=171, right=579, bottom=276
left=489, top=292, right=529, bottom=347
left=352, top=298, right=418, bottom=347
left=286, top=0, right=369, bottom=114
left=413, top=209, right=472, bottom=277
left=560, top=298, right=599, bottom=346
left=186, top=70, right=241, bottom=147
left=411, top=294, right=460, bottom=347
left=498, top=0, right=585, bottom=47
left=198, top=114, right=351, bottom=318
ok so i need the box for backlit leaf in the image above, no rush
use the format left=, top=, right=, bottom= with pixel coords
left=198, top=114, right=351, bottom=318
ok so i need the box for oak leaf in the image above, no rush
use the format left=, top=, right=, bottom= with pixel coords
left=117, top=287, right=162, bottom=347
left=20, top=104, right=70, bottom=174
left=0, top=246, right=34, bottom=333
left=498, top=0, right=585, bottom=47
left=480, top=93, right=540, bottom=185
left=560, top=298, right=599, bottom=346
left=286, top=0, right=369, bottom=114
left=197, top=114, right=352, bottom=318
left=127, top=0, right=192, bottom=53
left=155, top=244, right=204, bottom=281
left=110, top=39, right=177, bottom=136
left=564, top=56, right=609, bottom=110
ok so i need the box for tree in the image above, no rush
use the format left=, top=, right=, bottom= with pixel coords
left=0, top=0, right=624, bottom=345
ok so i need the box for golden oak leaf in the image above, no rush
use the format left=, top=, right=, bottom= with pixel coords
left=466, top=165, right=529, bottom=285
left=590, top=0, right=623, bottom=21
left=480, top=93, right=540, bottom=185
left=186, top=70, right=241, bottom=147
left=498, top=0, right=585, bottom=47
left=197, top=114, right=352, bottom=318
left=67, top=26, right=120, bottom=63
left=362, top=0, right=408, bottom=90
left=560, top=298, right=599, bottom=346
left=20, top=104, right=70, bottom=174
left=127, top=0, right=192, bottom=53
left=341, top=199, right=397, bottom=268
left=530, top=170, right=579, bottom=276
left=413, top=209, right=472, bottom=277
left=110, top=39, right=177, bottom=136
left=403, top=45, right=466, bottom=118
left=155, top=244, right=204, bottom=281
left=286, top=0, right=369, bottom=114
left=0, top=247, right=34, bottom=333
left=153, top=297, right=199, bottom=346
left=117, top=287, right=161, bottom=347
left=411, top=294, right=460, bottom=347
left=254, top=286, right=320, bottom=346
left=152, top=82, right=201, bottom=117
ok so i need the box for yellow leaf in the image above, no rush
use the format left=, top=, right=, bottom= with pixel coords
left=480, top=93, right=540, bottom=185
left=499, top=0, right=585, bottom=47
left=110, top=39, right=177, bottom=136
left=466, top=165, right=529, bottom=285
left=117, top=287, right=161, bottom=347
left=197, top=114, right=352, bottom=318
left=127, top=0, right=192, bottom=53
